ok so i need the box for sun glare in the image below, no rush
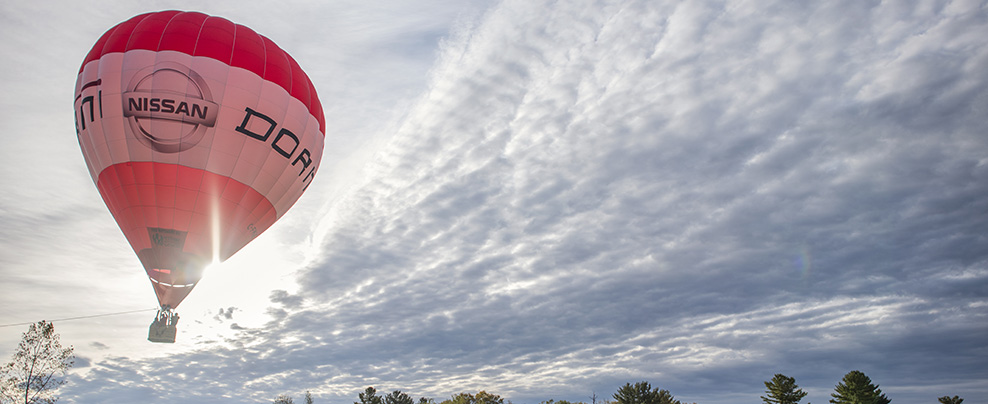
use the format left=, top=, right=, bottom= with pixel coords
left=211, top=195, right=221, bottom=264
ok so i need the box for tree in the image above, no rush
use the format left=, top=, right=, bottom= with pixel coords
left=0, top=321, right=75, bottom=404
left=475, top=391, right=504, bottom=404
left=386, top=390, right=415, bottom=404
left=762, top=374, right=808, bottom=404
left=357, top=387, right=384, bottom=404
left=830, top=370, right=890, bottom=404
left=273, top=395, right=295, bottom=404
left=439, top=391, right=504, bottom=404
left=275, top=390, right=314, bottom=404
left=613, top=382, right=679, bottom=404
left=937, top=396, right=962, bottom=404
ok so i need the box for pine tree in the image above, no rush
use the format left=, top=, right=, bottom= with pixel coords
left=357, top=387, right=384, bottom=404
left=761, top=374, right=808, bottom=404
left=937, top=396, right=962, bottom=404
left=829, top=370, right=890, bottom=404
left=613, top=381, right=679, bottom=404
left=386, top=390, right=415, bottom=404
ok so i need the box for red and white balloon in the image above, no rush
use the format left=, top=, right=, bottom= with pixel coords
left=74, top=11, right=325, bottom=309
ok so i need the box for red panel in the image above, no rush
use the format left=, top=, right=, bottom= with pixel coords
left=158, top=207, right=174, bottom=228
left=97, top=184, right=119, bottom=215
left=100, top=15, right=147, bottom=60
left=173, top=209, right=193, bottom=229
left=136, top=184, right=156, bottom=206
left=122, top=186, right=141, bottom=212
left=200, top=172, right=230, bottom=201
left=116, top=163, right=136, bottom=185
left=119, top=208, right=140, bottom=241
left=221, top=179, right=249, bottom=202
left=194, top=16, right=236, bottom=63
left=159, top=12, right=208, bottom=54
left=239, top=186, right=264, bottom=213
left=308, top=79, right=326, bottom=133
left=176, top=165, right=204, bottom=190
left=132, top=162, right=154, bottom=184
left=287, top=56, right=311, bottom=109
left=95, top=162, right=277, bottom=308
left=154, top=162, right=179, bottom=185
left=258, top=209, right=277, bottom=228
left=263, top=37, right=292, bottom=91
left=231, top=25, right=266, bottom=79
left=141, top=206, right=158, bottom=228
left=156, top=185, right=177, bottom=208
left=125, top=10, right=181, bottom=51
left=175, top=187, right=198, bottom=211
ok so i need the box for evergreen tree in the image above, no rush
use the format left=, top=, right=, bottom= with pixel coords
left=613, top=381, right=679, bottom=404
left=357, top=387, right=384, bottom=404
left=937, top=396, right=962, bottom=404
left=305, top=390, right=314, bottom=404
left=761, top=374, right=808, bottom=404
left=386, top=390, right=415, bottom=404
left=830, top=370, right=890, bottom=404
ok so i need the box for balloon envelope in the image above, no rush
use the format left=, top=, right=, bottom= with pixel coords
left=74, top=11, right=325, bottom=308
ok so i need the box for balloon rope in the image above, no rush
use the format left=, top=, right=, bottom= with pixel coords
left=0, top=308, right=158, bottom=328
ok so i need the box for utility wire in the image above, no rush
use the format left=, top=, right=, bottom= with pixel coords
left=0, top=308, right=158, bottom=329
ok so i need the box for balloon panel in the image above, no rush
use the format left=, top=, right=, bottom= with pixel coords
left=96, top=162, right=277, bottom=308
left=78, top=11, right=325, bottom=133
left=75, top=11, right=325, bottom=308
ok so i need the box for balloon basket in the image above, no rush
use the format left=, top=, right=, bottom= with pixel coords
left=148, top=307, right=179, bottom=343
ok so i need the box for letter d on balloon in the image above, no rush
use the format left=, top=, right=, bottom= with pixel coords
left=235, top=107, right=277, bottom=141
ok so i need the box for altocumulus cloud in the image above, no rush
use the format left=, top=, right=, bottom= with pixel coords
left=65, top=0, right=988, bottom=403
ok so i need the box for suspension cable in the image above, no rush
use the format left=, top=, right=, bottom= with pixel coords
left=0, top=308, right=158, bottom=329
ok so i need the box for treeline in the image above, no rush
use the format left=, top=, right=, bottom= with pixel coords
left=272, top=370, right=967, bottom=404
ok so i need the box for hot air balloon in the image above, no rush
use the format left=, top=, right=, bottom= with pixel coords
left=73, top=11, right=325, bottom=343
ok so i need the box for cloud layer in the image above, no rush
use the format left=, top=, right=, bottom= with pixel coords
left=3, top=0, right=986, bottom=403
left=284, top=1, right=988, bottom=402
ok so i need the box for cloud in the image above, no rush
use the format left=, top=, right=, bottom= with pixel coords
left=16, top=0, right=988, bottom=403
left=288, top=0, right=988, bottom=401
left=271, top=290, right=305, bottom=309
left=214, top=307, right=239, bottom=322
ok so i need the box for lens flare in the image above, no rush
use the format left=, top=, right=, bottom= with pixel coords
left=793, top=244, right=812, bottom=279
left=211, top=194, right=221, bottom=265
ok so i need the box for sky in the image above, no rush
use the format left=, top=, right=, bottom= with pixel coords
left=1, top=0, right=986, bottom=403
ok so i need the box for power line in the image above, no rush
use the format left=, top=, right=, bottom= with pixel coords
left=0, top=308, right=158, bottom=329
